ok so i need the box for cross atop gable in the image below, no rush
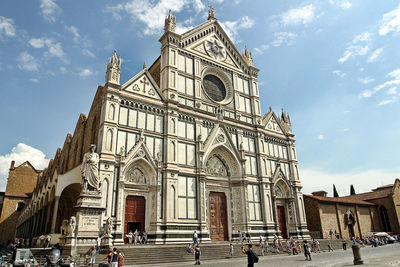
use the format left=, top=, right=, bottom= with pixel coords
left=122, top=69, right=164, bottom=101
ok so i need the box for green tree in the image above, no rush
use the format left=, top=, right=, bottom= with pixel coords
left=350, top=184, right=356, bottom=195
left=333, top=184, right=339, bottom=197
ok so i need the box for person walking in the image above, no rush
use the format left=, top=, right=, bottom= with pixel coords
left=104, top=248, right=113, bottom=265
left=316, top=240, right=321, bottom=252
left=327, top=240, right=333, bottom=252
left=96, top=236, right=102, bottom=253
left=193, top=231, right=199, bottom=246
left=194, top=245, right=201, bottom=265
left=265, top=240, right=269, bottom=253
left=260, top=240, right=265, bottom=256
left=274, top=238, right=279, bottom=253
left=242, top=244, right=258, bottom=267
left=303, top=241, right=311, bottom=261
left=286, top=240, right=291, bottom=255
left=111, top=248, right=119, bottom=267
left=134, top=229, right=139, bottom=245
left=88, top=246, right=96, bottom=267
left=229, top=243, right=234, bottom=257
left=342, top=239, right=347, bottom=250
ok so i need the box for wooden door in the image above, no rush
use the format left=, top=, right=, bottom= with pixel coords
left=277, top=205, right=287, bottom=239
left=124, top=196, right=146, bottom=243
left=209, top=192, right=228, bottom=241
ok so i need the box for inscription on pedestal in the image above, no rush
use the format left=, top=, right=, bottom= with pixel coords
left=79, top=215, right=99, bottom=231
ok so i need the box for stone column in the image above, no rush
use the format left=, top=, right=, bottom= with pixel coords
left=50, top=197, right=60, bottom=233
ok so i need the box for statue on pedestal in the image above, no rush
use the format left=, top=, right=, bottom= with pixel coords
left=81, top=144, right=100, bottom=192
left=103, top=217, right=113, bottom=237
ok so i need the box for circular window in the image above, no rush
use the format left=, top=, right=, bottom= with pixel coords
left=203, top=74, right=226, bottom=102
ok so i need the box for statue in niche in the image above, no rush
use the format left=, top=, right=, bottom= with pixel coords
left=126, top=167, right=146, bottom=184
left=69, top=216, right=76, bottom=237
left=81, top=144, right=100, bottom=192
left=103, top=217, right=113, bottom=236
left=206, top=156, right=227, bottom=176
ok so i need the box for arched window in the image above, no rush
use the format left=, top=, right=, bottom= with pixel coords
left=106, top=129, right=113, bottom=151
left=168, top=185, right=176, bottom=219
left=108, top=104, right=115, bottom=120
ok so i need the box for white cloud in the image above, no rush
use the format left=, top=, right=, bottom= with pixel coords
left=280, top=4, right=316, bottom=26
left=65, top=25, right=80, bottom=43
left=317, top=134, right=324, bottom=140
left=0, top=16, right=16, bottom=40
left=337, top=128, right=350, bottom=132
left=332, top=70, right=346, bottom=78
left=387, top=86, right=397, bottom=95
left=338, top=32, right=372, bottom=63
left=377, top=98, right=397, bottom=106
left=329, top=0, right=352, bottom=9
left=40, top=0, right=62, bottom=23
left=360, top=68, right=400, bottom=98
left=300, top=168, right=400, bottom=196
left=270, top=32, right=297, bottom=47
left=79, top=68, right=93, bottom=77
left=17, top=52, right=39, bottom=72
left=60, top=66, right=67, bottom=73
left=30, top=78, right=39, bottom=83
left=338, top=45, right=369, bottom=63
left=29, top=37, right=68, bottom=63
left=65, top=26, right=95, bottom=58
left=107, top=0, right=206, bottom=36
left=358, top=77, right=374, bottom=84
left=379, top=4, right=400, bottom=36
left=0, top=143, right=50, bottom=191
left=367, top=48, right=383, bottom=63
left=220, top=16, right=254, bottom=42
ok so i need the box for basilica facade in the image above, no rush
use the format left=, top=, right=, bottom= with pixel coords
left=16, top=8, right=309, bottom=244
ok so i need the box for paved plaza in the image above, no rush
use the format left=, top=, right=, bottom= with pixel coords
left=140, top=243, right=400, bottom=267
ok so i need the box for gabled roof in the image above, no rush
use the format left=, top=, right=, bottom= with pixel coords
left=340, top=188, right=392, bottom=201
left=178, top=19, right=258, bottom=74
left=13, top=161, right=42, bottom=173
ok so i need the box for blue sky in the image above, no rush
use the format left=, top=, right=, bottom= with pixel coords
left=0, top=0, right=399, bottom=195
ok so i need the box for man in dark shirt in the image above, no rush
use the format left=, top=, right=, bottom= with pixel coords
left=242, top=244, right=255, bottom=267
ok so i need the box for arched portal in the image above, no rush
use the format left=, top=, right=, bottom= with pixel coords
left=274, top=179, right=291, bottom=239
left=379, top=206, right=391, bottom=232
left=55, top=183, right=81, bottom=233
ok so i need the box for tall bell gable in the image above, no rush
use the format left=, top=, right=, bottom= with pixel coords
left=121, top=68, right=164, bottom=102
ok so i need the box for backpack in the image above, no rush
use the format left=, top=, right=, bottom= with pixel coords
left=252, top=251, right=259, bottom=263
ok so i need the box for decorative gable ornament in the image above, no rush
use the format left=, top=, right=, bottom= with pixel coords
left=205, top=37, right=226, bottom=61
left=123, top=72, right=162, bottom=101
left=266, top=116, right=284, bottom=134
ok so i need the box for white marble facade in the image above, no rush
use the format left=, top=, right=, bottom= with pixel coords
left=96, top=9, right=309, bottom=244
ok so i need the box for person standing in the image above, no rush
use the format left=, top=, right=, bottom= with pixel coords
left=96, top=236, right=102, bottom=253
left=117, top=249, right=124, bottom=267
left=242, top=244, right=258, bottom=267
left=265, top=240, right=269, bottom=253
left=316, top=240, right=321, bottom=253
left=342, top=239, right=347, bottom=250
left=127, top=231, right=133, bottom=245
left=134, top=229, right=139, bottom=245
left=274, top=238, right=279, bottom=253
left=194, top=245, right=201, bottom=265
left=329, top=229, right=333, bottom=239
left=260, top=240, right=265, bottom=256
left=111, top=248, right=119, bottom=267
left=303, top=241, right=311, bottom=261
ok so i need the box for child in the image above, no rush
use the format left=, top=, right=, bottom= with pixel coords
left=194, top=245, right=201, bottom=265
left=229, top=243, right=234, bottom=257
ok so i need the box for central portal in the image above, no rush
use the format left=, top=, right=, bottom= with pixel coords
left=277, top=205, right=288, bottom=239
left=124, top=195, right=146, bottom=243
left=209, top=192, right=228, bottom=241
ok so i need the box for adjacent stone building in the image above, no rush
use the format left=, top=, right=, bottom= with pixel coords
left=0, top=161, right=41, bottom=244
left=15, top=7, right=310, bottom=244
left=304, top=179, right=400, bottom=239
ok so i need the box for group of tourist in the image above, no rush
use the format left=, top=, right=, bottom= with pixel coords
left=102, top=247, right=125, bottom=267
left=125, top=230, right=147, bottom=245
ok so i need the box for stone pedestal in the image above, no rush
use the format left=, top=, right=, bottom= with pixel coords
left=351, top=244, right=364, bottom=265
left=62, top=193, right=105, bottom=257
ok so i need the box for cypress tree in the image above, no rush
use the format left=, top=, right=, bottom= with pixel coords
left=333, top=184, right=339, bottom=197
left=350, top=184, right=356, bottom=195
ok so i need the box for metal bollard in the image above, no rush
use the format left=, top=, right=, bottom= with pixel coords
left=351, top=244, right=363, bottom=265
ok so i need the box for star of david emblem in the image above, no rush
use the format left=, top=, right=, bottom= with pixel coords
left=205, top=38, right=226, bottom=60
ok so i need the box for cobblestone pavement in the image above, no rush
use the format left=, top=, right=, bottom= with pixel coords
left=134, top=243, right=400, bottom=267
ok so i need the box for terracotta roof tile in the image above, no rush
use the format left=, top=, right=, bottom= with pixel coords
left=305, top=194, right=376, bottom=206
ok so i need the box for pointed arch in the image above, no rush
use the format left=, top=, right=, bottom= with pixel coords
left=108, top=104, right=115, bottom=120
left=102, top=178, right=110, bottom=216
left=105, top=129, right=113, bottom=151
left=168, top=185, right=176, bottom=219
left=204, top=144, right=241, bottom=178
left=274, top=179, right=291, bottom=199
left=123, top=157, right=156, bottom=186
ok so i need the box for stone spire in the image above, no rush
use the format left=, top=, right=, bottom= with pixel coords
left=243, top=45, right=253, bottom=66
left=105, top=50, right=121, bottom=85
left=208, top=5, right=215, bottom=21
left=281, top=108, right=292, bottom=133
left=164, top=9, right=176, bottom=33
